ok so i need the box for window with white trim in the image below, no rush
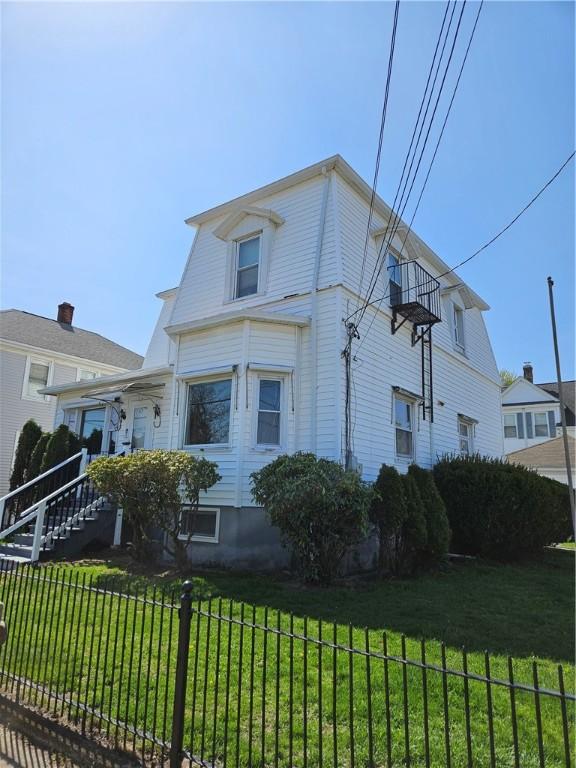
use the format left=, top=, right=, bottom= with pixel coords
left=458, top=418, right=474, bottom=455
left=179, top=506, right=220, bottom=543
left=256, top=379, right=282, bottom=446
left=184, top=379, right=232, bottom=446
left=503, top=414, right=517, bottom=439
left=24, top=359, right=50, bottom=400
left=394, top=396, right=413, bottom=458
left=78, top=369, right=97, bottom=381
left=388, top=251, right=403, bottom=307
left=453, top=304, right=465, bottom=349
left=235, top=235, right=260, bottom=298
left=534, top=412, right=549, bottom=438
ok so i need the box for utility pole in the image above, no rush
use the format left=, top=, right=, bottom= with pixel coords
left=547, top=276, right=575, bottom=536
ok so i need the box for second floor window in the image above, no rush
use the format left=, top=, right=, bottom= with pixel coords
left=236, top=235, right=260, bottom=298
left=26, top=361, right=50, bottom=399
left=185, top=379, right=232, bottom=446
left=453, top=304, right=465, bottom=349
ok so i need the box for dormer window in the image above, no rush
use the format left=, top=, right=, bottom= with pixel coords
left=236, top=235, right=260, bottom=298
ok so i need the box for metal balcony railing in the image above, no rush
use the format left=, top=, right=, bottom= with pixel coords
left=388, top=259, right=441, bottom=328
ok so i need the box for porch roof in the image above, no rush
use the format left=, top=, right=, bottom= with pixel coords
left=39, top=364, right=173, bottom=397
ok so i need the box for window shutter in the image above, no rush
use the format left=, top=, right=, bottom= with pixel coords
left=525, top=412, right=533, bottom=439
left=548, top=411, right=556, bottom=437
left=516, top=413, right=525, bottom=439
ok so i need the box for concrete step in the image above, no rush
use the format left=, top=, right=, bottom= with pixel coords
left=0, top=542, right=33, bottom=558
left=0, top=555, right=31, bottom=570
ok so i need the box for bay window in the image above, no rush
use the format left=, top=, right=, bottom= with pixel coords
left=256, top=379, right=282, bottom=446
left=185, top=379, right=232, bottom=446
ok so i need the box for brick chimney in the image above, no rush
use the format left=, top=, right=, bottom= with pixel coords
left=57, top=302, right=74, bottom=325
left=523, top=362, right=533, bottom=383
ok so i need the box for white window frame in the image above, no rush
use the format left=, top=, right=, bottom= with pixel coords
left=234, top=233, right=261, bottom=300
left=533, top=412, right=549, bottom=438
left=387, top=250, right=404, bottom=308
left=394, top=394, right=415, bottom=460
left=22, top=355, right=53, bottom=402
left=178, top=506, right=220, bottom=544
left=76, top=368, right=99, bottom=381
left=458, top=418, right=475, bottom=456
left=503, top=413, right=517, bottom=439
left=253, top=375, right=285, bottom=450
left=453, top=302, right=465, bottom=351
left=182, top=376, right=234, bottom=450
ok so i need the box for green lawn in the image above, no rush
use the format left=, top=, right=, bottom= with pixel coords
left=0, top=549, right=573, bottom=767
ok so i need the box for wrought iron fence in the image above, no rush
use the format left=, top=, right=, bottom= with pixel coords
left=0, top=566, right=573, bottom=767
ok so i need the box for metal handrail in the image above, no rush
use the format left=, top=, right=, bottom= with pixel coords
left=0, top=449, right=86, bottom=505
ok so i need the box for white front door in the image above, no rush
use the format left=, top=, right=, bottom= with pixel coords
left=127, top=403, right=152, bottom=452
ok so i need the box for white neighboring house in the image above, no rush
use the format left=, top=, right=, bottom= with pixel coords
left=501, top=363, right=576, bottom=455
left=0, top=303, right=143, bottom=495
left=42, top=155, right=504, bottom=569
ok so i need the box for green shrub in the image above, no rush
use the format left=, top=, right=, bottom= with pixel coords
left=10, top=420, right=42, bottom=490
left=40, top=424, right=81, bottom=473
left=401, top=473, right=428, bottom=572
left=251, top=453, right=372, bottom=585
left=408, top=464, right=451, bottom=562
left=27, top=433, right=51, bottom=481
left=539, top=476, right=574, bottom=543
left=433, top=455, right=571, bottom=560
left=88, top=450, right=220, bottom=569
left=370, top=465, right=407, bottom=574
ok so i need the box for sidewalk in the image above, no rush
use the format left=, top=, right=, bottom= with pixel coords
left=0, top=696, right=140, bottom=768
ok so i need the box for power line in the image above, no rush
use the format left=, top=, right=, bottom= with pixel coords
left=346, top=150, right=575, bottom=323
left=357, top=0, right=456, bottom=323
left=357, top=0, right=468, bottom=330
left=355, top=0, right=401, bottom=314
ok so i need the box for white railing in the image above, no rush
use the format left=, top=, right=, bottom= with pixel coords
left=0, top=449, right=88, bottom=524
left=0, top=471, right=105, bottom=563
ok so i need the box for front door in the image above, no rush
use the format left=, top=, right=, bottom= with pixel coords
left=128, top=403, right=152, bottom=452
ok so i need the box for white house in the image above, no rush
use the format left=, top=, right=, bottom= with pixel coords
left=501, top=363, right=575, bottom=454
left=42, top=156, right=504, bottom=569
left=0, top=303, right=143, bottom=496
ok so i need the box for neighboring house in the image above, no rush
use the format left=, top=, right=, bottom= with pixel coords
left=501, top=363, right=576, bottom=454
left=42, top=155, right=504, bottom=569
left=508, top=435, right=576, bottom=486
left=0, top=303, right=143, bottom=495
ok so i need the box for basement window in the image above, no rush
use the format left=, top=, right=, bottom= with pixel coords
left=179, top=506, right=220, bottom=543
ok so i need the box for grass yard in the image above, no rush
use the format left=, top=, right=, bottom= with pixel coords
left=0, top=548, right=573, bottom=767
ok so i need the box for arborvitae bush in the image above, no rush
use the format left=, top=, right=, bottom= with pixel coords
left=433, top=454, right=572, bottom=560
left=408, top=464, right=451, bottom=562
left=10, top=420, right=42, bottom=490
left=27, top=433, right=51, bottom=481
left=40, top=424, right=79, bottom=473
left=400, top=473, right=428, bottom=573
left=370, top=465, right=408, bottom=574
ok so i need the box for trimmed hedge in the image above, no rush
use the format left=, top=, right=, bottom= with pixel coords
left=433, top=455, right=573, bottom=560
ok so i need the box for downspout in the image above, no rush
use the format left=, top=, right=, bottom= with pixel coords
left=310, top=168, right=331, bottom=454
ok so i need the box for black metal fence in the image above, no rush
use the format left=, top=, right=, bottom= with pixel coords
left=0, top=566, right=573, bottom=767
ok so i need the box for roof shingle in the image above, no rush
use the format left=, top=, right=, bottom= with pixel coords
left=0, top=310, right=143, bottom=370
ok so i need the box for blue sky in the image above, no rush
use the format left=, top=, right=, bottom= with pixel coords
left=2, top=1, right=574, bottom=381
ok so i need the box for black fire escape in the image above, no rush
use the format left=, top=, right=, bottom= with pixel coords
left=388, top=259, right=442, bottom=421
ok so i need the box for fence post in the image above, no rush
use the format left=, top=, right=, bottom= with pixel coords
left=170, top=580, right=193, bottom=768
left=79, top=447, right=89, bottom=475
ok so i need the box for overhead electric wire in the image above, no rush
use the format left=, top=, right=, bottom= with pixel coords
left=398, top=0, right=484, bottom=258
left=355, top=0, right=401, bottom=314
left=357, top=0, right=468, bottom=332
left=345, top=149, right=575, bottom=323
left=355, top=0, right=456, bottom=323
